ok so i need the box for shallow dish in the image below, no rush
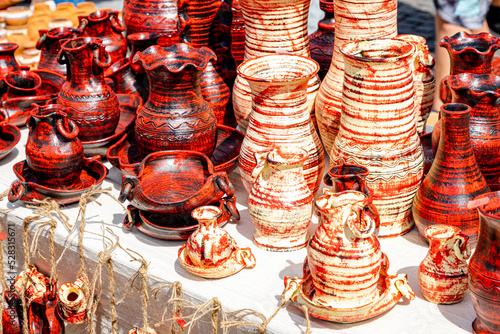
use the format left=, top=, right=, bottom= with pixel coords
left=0, top=122, right=20, bottom=161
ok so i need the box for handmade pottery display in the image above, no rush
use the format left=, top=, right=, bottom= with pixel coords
left=315, top=0, right=397, bottom=155
left=432, top=73, right=500, bottom=183
left=397, top=34, right=435, bottom=135
left=469, top=190, right=500, bottom=334
left=413, top=103, right=489, bottom=246
left=106, top=124, right=244, bottom=176
left=418, top=225, right=470, bottom=304
left=105, top=58, right=143, bottom=101
left=3, top=70, right=41, bottom=101
left=57, top=37, right=120, bottom=141
left=179, top=205, right=255, bottom=278
left=122, top=0, right=178, bottom=36
left=132, top=43, right=218, bottom=157
left=77, top=10, right=127, bottom=65
left=237, top=54, right=325, bottom=195
left=309, top=0, right=335, bottom=80
left=0, top=108, right=21, bottom=161
left=331, top=38, right=423, bottom=238
left=248, top=148, right=313, bottom=251
left=232, top=0, right=321, bottom=133
left=282, top=191, right=415, bottom=322
left=56, top=276, right=88, bottom=325
left=36, top=27, right=76, bottom=76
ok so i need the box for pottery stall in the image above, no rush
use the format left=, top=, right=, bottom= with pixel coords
left=0, top=0, right=497, bottom=333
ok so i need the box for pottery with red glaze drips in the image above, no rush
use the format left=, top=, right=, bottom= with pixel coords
left=315, top=0, right=398, bottom=155
left=413, top=103, right=490, bottom=246
left=237, top=54, right=325, bottom=195
left=0, top=43, right=21, bottom=92
left=331, top=38, right=423, bottom=238
left=418, top=225, right=470, bottom=304
left=122, top=0, right=178, bottom=37
left=3, top=70, right=41, bottom=101
left=232, top=0, right=321, bottom=133
left=132, top=43, right=217, bottom=157
left=432, top=73, right=500, bottom=183
left=78, top=10, right=127, bottom=65
left=25, top=103, right=83, bottom=189
left=248, top=148, right=313, bottom=251
left=56, top=276, right=88, bottom=325
left=57, top=37, right=120, bottom=141
left=309, top=0, right=335, bottom=80
left=470, top=190, right=500, bottom=334
left=37, top=27, right=76, bottom=76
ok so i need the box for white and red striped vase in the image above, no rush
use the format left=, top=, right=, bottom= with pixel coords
left=232, top=0, right=321, bottom=133
left=315, top=0, right=398, bottom=156
left=237, top=54, right=325, bottom=195
left=331, top=38, right=424, bottom=238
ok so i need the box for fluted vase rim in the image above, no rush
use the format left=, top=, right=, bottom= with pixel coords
left=440, top=31, right=500, bottom=56
left=444, top=73, right=500, bottom=98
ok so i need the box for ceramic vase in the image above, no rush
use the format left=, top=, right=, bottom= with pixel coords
left=132, top=43, right=218, bottom=157
left=309, top=0, right=335, bottom=80
left=36, top=27, right=76, bottom=76
left=178, top=0, right=231, bottom=126
left=57, top=37, right=120, bottom=141
left=122, top=0, right=178, bottom=37
left=26, top=103, right=83, bottom=189
left=331, top=38, right=423, bottom=238
left=0, top=43, right=21, bottom=92
left=308, top=191, right=381, bottom=308
left=126, top=31, right=160, bottom=74
left=248, top=148, right=313, bottom=251
left=432, top=73, right=500, bottom=183
left=185, top=205, right=236, bottom=267
left=3, top=70, right=41, bottom=101
left=232, top=0, right=321, bottom=133
left=237, top=54, right=325, bottom=195
left=470, top=190, right=500, bottom=334
left=315, top=0, right=397, bottom=155
left=397, top=34, right=435, bottom=135
left=56, top=276, right=88, bottom=325
left=418, top=225, right=470, bottom=304
left=413, top=103, right=490, bottom=246
left=104, top=58, right=143, bottom=101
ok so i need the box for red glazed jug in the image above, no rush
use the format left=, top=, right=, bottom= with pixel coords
left=0, top=43, right=21, bottom=92
left=36, top=27, right=76, bottom=76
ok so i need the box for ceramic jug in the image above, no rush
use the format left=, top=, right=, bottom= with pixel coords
left=308, top=191, right=381, bottom=308
left=419, top=225, right=470, bottom=304
left=3, top=70, right=41, bottom=101
left=56, top=276, right=88, bottom=325
left=36, top=27, right=76, bottom=76
left=26, top=103, right=83, bottom=189
left=309, top=0, right=335, bottom=80
left=57, top=36, right=120, bottom=141
left=248, top=148, right=313, bottom=251
left=132, top=43, right=218, bottom=157
left=0, top=43, right=21, bottom=92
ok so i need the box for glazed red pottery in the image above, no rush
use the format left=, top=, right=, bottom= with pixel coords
left=3, top=70, right=41, bottom=101
left=122, top=0, right=178, bottom=36
left=432, top=73, right=500, bottom=183
left=0, top=43, right=21, bottom=92
left=77, top=10, right=127, bottom=65
left=470, top=191, right=500, bottom=334
left=26, top=103, right=84, bottom=189
left=2, top=289, right=22, bottom=333
left=126, top=31, right=160, bottom=74
left=309, top=0, right=335, bottom=80
left=132, top=43, right=218, bottom=157
left=104, top=58, right=143, bottom=101
left=36, top=27, right=76, bottom=76
left=412, top=103, right=490, bottom=246
left=57, top=36, right=120, bottom=141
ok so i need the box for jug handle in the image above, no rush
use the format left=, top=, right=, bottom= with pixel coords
left=417, top=47, right=435, bottom=70
left=56, top=49, right=67, bottom=65
left=395, top=278, right=415, bottom=300
left=8, top=181, right=25, bottom=203
left=75, top=18, right=88, bottom=35
left=345, top=205, right=376, bottom=238
left=92, top=44, right=112, bottom=68
left=109, top=11, right=125, bottom=33
left=36, top=31, right=47, bottom=50
left=221, top=197, right=240, bottom=221
left=453, top=234, right=471, bottom=261
left=251, top=151, right=270, bottom=179
left=56, top=118, right=79, bottom=140
left=215, top=173, right=234, bottom=198
left=119, top=175, right=137, bottom=203
left=0, top=107, right=9, bottom=125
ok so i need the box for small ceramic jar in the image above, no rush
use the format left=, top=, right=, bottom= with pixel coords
left=56, top=276, right=88, bottom=325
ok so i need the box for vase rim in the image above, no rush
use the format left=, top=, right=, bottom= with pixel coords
left=440, top=31, right=500, bottom=55
left=397, top=34, right=427, bottom=45
left=315, top=190, right=368, bottom=212
left=86, top=10, right=111, bottom=22
left=445, top=73, right=500, bottom=97
left=424, top=224, right=460, bottom=240
left=5, top=70, right=41, bottom=92
left=476, top=191, right=500, bottom=219
left=340, top=38, right=415, bottom=63
left=237, top=54, right=319, bottom=83
left=266, top=147, right=309, bottom=166
left=328, top=163, right=369, bottom=178
left=60, top=36, right=104, bottom=52
left=46, top=26, right=73, bottom=39
left=440, top=103, right=471, bottom=117
left=29, top=103, right=70, bottom=120
left=0, top=43, right=18, bottom=53
left=138, top=150, right=215, bottom=178
left=191, top=205, right=222, bottom=222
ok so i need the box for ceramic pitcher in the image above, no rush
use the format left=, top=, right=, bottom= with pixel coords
left=37, top=27, right=76, bottom=76
left=248, top=148, right=313, bottom=251
left=418, top=225, right=470, bottom=304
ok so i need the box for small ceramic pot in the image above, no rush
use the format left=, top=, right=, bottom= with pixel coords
left=37, top=27, right=77, bottom=76
left=56, top=276, right=88, bottom=325
left=5, top=6, right=30, bottom=26
left=418, top=225, right=470, bottom=304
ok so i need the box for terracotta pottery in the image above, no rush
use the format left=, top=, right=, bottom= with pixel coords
left=25, top=103, right=84, bottom=189
left=0, top=43, right=21, bottom=91
left=418, top=225, right=470, bottom=304
left=413, top=103, right=490, bottom=246
left=431, top=74, right=500, bottom=183
left=331, top=38, right=423, bottom=238
left=237, top=54, right=325, bottom=195
left=36, top=27, right=76, bottom=76
left=397, top=34, right=435, bottom=135
left=248, top=148, right=313, bottom=251
left=122, top=0, right=178, bottom=37
left=315, top=0, right=397, bottom=155
left=126, top=31, right=160, bottom=75
left=2, top=70, right=41, bottom=101
left=56, top=276, right=88, bottom=325
left=77, top=10, right=127, bottom=65
left=308, top=191, right=381, bottom=308
left=232, top=0, right=321, bottom=133
left=104, top=58, right=143, bottom=101
left=13, top=265, right=49, bottom=306
left=469, top=191, right=500, bottom=334
left=132, top=43, right=218, bottom=157
left=57, top=37, right=120, bottom=141
left=309, top=0, right=335, bottom=80
left=178, top=0, right=231, bottom=126
left=2, top=289, right=23, bottom=333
